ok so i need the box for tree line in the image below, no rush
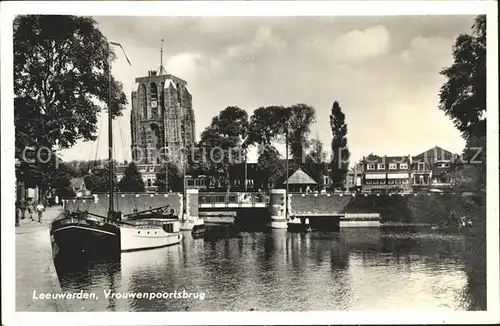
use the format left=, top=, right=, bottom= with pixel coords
left=48, top=100, right=350, bottom=195
left=15, top=15, right=485, bottom=198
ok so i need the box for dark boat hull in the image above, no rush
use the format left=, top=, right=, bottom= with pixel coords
left=191, top=224, right=205, bottom=239
left=287, top=223, right=312, bottom=233
left=51, top=217, right=120, bottom=256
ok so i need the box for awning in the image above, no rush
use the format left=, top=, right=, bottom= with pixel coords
left=365, top=173, right=386, bottom=180
left=387, top=173, right=409, bottom=179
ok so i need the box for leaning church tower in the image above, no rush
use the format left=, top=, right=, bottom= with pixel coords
left=130, top=45, right=196, bottom=170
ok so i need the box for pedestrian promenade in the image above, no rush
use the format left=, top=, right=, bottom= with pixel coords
left=15, top=206, right=68, bottom=311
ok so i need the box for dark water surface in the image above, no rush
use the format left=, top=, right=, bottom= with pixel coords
left=54, top=227, right=482, bottom=311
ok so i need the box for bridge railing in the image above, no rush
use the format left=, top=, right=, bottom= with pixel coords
left=198, top=192, right=269, bottom=205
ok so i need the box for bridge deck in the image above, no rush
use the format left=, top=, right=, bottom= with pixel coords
left=198, top=192, right=268, bottom=208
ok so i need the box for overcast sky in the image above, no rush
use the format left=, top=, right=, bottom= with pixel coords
left=60, top=15, right=476, bottom=165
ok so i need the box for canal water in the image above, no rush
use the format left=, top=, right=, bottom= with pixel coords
left=54, top=227, right=482, bottom=311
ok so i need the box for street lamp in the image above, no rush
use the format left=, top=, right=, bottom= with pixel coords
left=244, top=147, right=248, bottom=192
left=285, top=122, right=289, bottom=220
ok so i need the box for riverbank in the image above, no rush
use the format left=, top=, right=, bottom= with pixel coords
left=15, top=206, right=68, bottom=311
left=460, top=196, right=486, bottom=310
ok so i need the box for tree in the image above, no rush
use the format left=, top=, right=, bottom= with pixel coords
left=118, top=162, right=145, bottom=193
left=247, top=104, right=316, bottom=164
left=304, top=138, right=327, bottom=185
left=14, top=16, right=127, bottom=200
left=256, top=145, right=285, bottom=189
left=246, top=105, right=289, bottom=147
left=439, top=16, right=486, bottom=195
left=156, top=163, right=184, bottom=192
left=288, top=104, right=316, bottom=164
left=439, top=15, right=486, bottom=141
left=199, top=106, right=249, bottom=191
left=329, top=101, right=350, bottom=188
left=84, top=165, right=117, bottom=193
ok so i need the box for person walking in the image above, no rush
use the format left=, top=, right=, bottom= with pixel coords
left=36, top=202, right=45, bottom=223
left=27, top=200, right=35, bottom=221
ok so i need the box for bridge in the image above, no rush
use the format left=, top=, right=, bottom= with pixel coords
left=198, top=192, right=268, bottom=208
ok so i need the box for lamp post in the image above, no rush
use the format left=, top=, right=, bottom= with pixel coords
left=244, top=147, right=248, bottom=192
left=285, top=124, right=289, bottom=220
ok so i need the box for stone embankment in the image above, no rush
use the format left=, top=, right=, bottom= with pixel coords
left=16, top=206, right=68, bottom=311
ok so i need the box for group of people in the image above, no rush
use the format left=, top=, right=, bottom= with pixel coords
left=17, top=199, right=45, bottom=223
left=304, top=186, right=328, bottom=194
left=448, top=210, right=473, bottom=229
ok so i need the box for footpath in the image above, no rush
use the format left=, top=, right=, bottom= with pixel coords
left=15, top=206, right=69, bottom=311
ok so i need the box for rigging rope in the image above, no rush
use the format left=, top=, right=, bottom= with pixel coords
left=118, top=116, right=127, bottom=163
left=94, top=116, right=103, bottom=163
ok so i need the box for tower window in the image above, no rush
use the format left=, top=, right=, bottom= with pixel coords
left=160, top=82, right=165, bottom=112
left=141, top=84, right=147, bottom=119
left=176, top=83, right=182, bottom=104
left=150, top=83, right=158, bottom=119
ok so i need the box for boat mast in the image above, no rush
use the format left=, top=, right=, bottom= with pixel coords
left=107, top=41, right=115, bottom=215
left=160, top=39, right=168, bottom=193
left=105, top=41, right=131, bottom=217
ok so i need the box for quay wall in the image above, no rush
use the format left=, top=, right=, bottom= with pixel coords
left=61, top=192, right=483, bottom=226
left=289, top=193, right=351, bottom=215
left=288, top=193, right=482, bottom=224
left=63, top=193, right=183, bottom=217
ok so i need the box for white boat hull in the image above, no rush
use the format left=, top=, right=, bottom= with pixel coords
left=120, top=226, right=182, bottom=252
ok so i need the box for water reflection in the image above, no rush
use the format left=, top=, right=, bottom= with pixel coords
left=55, top=227, right=479, bottom=311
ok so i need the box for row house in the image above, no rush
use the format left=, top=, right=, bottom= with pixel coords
left=411, top=146, right=456, bottom=191
left=362, top=155, right=412, bottom=192
left=360, top=146, right=458, bottom=193
left=343, top=163, right=363, bottom=191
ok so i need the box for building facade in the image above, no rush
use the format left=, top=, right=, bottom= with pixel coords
left=70, top=178, right=91, bottom=197
left=343, top=164, right=363, bottom=191
left=359, top=146, right=458, bottom=193
left=362, top=155, right=412, bottom=193
left=130, top=69, right=196, bottom=169
left=411, top=146, right=456, bottom=191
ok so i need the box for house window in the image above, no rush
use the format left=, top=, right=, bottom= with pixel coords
left=372, top=180, right=379, bottom=185
left=389, top=163, right=397, bottom=170
left=388, top=180, right=395, bottom=184
left=366, top=180, right=372, bottom=185
left=379, top=180, right=386, bottom=185
left=400, top=163, right=408, bottom=169
left=402, top=179, right=409, bottom=184
left=418, top=162, right=426, bottom=171
left=367, top=164, right=375, bottom=170
left=377, top=163, right=385, bottom=170
left=395, top=180, right=402, bottom=184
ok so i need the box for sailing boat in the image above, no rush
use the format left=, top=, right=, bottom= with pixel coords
left=50, top=41, right=182, bottom=255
